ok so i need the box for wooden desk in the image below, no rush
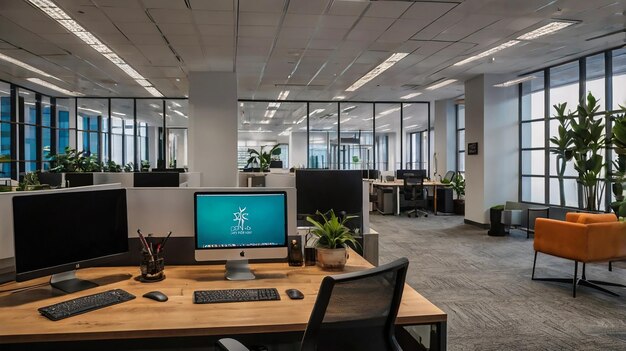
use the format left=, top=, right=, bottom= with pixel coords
left=0, top=252, right=446, bottom=349
left=373, top=180, right=445, bottom=215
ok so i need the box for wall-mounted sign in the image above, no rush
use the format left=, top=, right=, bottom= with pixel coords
left=467, top=142, right=478, bottom=155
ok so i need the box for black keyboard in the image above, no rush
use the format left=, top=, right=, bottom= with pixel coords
left=38, top=289, right=136, bottom=321
left=194, top=288, right=280, bottom=304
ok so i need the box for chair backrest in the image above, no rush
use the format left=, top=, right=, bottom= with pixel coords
left=443, top=170, right=456, bottom=183
left=402, top=173, right=424, bottom=200
left=300, top=258, right=409, bottom=351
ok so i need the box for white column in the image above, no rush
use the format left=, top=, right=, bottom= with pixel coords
left=188, top=72, right=238, bottom=186
left=465, top=74, right=519, bottom=224
left=433, top=99, right=456, bottom=180
left=289, top=132, right=307, bottom=168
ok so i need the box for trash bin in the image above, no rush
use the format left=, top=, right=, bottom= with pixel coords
left=488, top=206, right=505, bottom=236
left=377, top=187, right=394, bottom=215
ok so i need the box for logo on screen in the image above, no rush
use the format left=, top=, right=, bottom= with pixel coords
left=231, top=207, right=252, bottom=235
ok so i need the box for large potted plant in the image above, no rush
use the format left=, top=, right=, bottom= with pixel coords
left=610, top=105, right=626, bottom=217
left=550, top=103, right=575, bottom=207
left=45, top=146, right=99, bottom=187
left=306, top=210, right=360, bottom=271
left=247, top=145, right=281, bottom=172
left=569, top=93, right=607, bottom=211
left=449, top=172, right=465, bottom=215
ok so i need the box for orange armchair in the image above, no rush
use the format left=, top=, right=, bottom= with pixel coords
left=532, top=213, right=626, bottom=297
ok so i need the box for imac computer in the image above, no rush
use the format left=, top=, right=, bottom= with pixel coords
left=12, top=188, right=129, bottom=293
left=194, top=191, right=288, bottom=280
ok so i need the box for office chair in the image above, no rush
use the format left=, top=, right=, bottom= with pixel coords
left=442, top=170, right=456, bottom=183
left=217, top=258, right=410, bottom=351
left=403, top=173, right=428, bottom=218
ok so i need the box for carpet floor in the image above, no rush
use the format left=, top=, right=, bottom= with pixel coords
left=370, top=213, right=626, bottom=351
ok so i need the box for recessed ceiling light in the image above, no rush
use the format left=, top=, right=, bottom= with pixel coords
left=278, top=90, right=290, bottom=100
left=401, top=92, right=422, bottom=99
left=494, top=75, right=537, bottom=87
left=0, top=52, right=62, bottom=81
left=333, top=95, right=346, bottom=100
left=426, top=79, right=457, bottom=90
left=26, top=78, right=82, bottom=96
left=176, top=78, right=180, bottom=82
left=516, top=21, right=575, bottom=40
left=346, top=53, right=409, bottom=92
left=26, top=0, right=163, bottom=97
left=453, top=40, right=520, bottom=66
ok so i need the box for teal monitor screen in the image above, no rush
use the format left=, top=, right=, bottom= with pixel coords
left=194, top=191, right=288, bottom=249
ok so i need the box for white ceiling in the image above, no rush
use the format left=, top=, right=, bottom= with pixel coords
left=0, top=0, right=624, bottom=101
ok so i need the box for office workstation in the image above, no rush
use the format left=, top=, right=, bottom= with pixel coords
left=0, top=0, right=625, bottom=350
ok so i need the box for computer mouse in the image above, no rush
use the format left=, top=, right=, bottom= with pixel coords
left=143, top=291, right=168, bottom=302
left=286, top=289, right=304, bottom=300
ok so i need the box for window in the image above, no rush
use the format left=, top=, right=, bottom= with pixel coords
left=110, top=99, right=133, bottom=166
left=586, top=54, right=605, bottom=110
left=403, top=103, right=429, bottom=171
left=0, top=82, right=11, bottom=178
left=340, top=103, right=373, bottom=170
left=613, top=48, right=626, bottom=110
left=309, top=102, right=338, bottom=169
left=166, top=100, right=188, bottom=169
left=456, top=104, right=465, bottom=173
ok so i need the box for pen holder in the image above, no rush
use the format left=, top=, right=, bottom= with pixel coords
left=139, top=251, right=165, bottom=282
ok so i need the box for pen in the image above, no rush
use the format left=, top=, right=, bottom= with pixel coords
left=159, top=231, right=173, bottom=252
left=137, top=229, right=153, bottom=258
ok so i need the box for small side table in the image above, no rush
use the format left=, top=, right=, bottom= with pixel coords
left=527, top=207, right=550, bottom=239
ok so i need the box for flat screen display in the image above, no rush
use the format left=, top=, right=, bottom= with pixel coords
left=12, top=189, right=128, bottom=281
left=194, top=192, right=287, bottom=249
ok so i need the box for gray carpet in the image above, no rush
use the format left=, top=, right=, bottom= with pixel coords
left=370, top=213, right=626, bottom=351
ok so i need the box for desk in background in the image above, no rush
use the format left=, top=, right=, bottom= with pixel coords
left=373, top=180, right=445, bottom=215
left=0, top=251, right=447, bottom=350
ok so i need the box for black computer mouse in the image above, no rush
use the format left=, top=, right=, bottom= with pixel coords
left=286, top=289, right=304, bottom=300
left=143, top=291, right=168, bottom=302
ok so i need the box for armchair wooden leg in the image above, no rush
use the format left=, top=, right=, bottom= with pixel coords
left=609, top=261, right=612, bottom=272
left=532, top=251, right=537, bottom=280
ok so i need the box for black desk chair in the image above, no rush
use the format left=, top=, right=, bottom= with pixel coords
left=442, top=170, right=456, bottom=183
left=403, top=173, right=428, bottom=218
left=217, top=258, right=410, bottom=351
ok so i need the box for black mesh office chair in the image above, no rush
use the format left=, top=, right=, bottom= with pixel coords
left=403, top=173, right=428, bottom=218
left=442, top=171, right=456, bottom=183
left=216, top=258, right=410, bottom=351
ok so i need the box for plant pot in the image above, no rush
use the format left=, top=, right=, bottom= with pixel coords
left=316, top=247, right=348, bottom=271
left=453, top=199, right=465, bottom=215
left=488, top=207, right=506, bottom=236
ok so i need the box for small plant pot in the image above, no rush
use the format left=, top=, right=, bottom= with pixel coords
left=316, top=247, right=347, bottom=271
left=453, top=199, right=465, bottom=215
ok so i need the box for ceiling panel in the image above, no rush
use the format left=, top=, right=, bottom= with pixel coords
left=287, top=0, right=331, bottom=15
left=378, top=19, right=429, bottom=43
left=102, top=7, right=150, bottom=22
left=328, top=0, right=368, bottom=16
left=148, top=9, right=192, bottom=24
left=363, top=1, right=411, bottom=19
left=239, top=12, right=282, bottom=26
left=192, top=11, right=234, bottom=25
left=401, top=2, right=458, bottom=20
left=189, top=0, right=233, bottom=11
left=239, top=0, right=285, bottom=13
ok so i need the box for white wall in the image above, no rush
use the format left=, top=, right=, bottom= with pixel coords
left=188, top=72, right=238, bottom=186
left=465, top=74, right=519, bottom=224
left=434, top=99, right=456, bottom=181
left=289, top=132, right=307, bottom=168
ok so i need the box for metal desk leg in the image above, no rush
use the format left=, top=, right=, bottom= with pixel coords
left=433, top=184, right=438, bottom=215
left=430, top=321, right=447, bottom=351
left=395, top=187, right=400, bottom=216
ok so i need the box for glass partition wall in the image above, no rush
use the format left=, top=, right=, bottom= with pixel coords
left=238, top=100, right=431, bottom=175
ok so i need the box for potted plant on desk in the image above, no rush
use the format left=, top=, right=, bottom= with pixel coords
left=306, top=210, right=360, bottom=271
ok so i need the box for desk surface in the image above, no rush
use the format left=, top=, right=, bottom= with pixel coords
left=0, top=252, right=446, bottom=344
left=372, top=180, right=444, bottom=187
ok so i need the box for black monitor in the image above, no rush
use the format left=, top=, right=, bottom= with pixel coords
left=133, top=172, right=180, bottom=187
left=12, top=189, right=129, bottom=293
left=295, top=170, right=363, bottom=232
left=396, top=169, right=427, bottom=180
left=361, top=169, right=380, bottom=180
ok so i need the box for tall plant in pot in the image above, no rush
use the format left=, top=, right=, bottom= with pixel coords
left=610, top=106, right=626, bottom=217
left=246, top=145, right=281, bottom=172
left=569, top=93, right=607, bottom=211
left=449, top=172, right=465, bottom=215
left=306, top=210, right=360, bottom=271
left=550, top=103, right=575, bottom=207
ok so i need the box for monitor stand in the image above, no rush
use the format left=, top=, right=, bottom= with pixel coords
left=225, top=260, right=255, bottom=281
left=50, top=270, right=98, bottom=293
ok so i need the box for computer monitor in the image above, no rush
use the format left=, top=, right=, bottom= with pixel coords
left=133, top=172, right=180, bottom=187
left=12, top=189, right=128, bottom=293
left=194, top=191, right=288, bottom=280
left=396, top=169, right=427, bottom=180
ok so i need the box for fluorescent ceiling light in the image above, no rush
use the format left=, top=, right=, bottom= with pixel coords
left=401, top=92, right=422, bottom=99
left=150, top=103, right=160, bottom=108
left=172, top=101, right=182, bottom=108
left=264, top=110, right=276, bottom=118
left=25, top=102, right=35, bottom=106
left=112, top=111, right=126, bottom=116
left=378, top=107, right=401, bottom=117
left=278, top=90, right=290, bottom=100
left=0, top=52, right=62, bottom=81
left=333, top=118, right=351, bottom=125
left=380, top=128, right=391, bottom=132
left=494, top=75, right=537, bottom=87
left=376, top=124, right=390, bottom=129
left=239, top=130, right=273, bottom=133
left=259, top=120, right=270, bottom=124
left=310, top=109, right=325, bottom=115
left=268, top=102, right=281, bottom=109
left=342, top=105, right=357, bottom=113
left=346, top=53, right=409, bottom=92
left=453, top=40, right=520, bottom=66
left=426, top=79, right=457, bottom=90
left=333, top=95, right=346, bottom=100
left=26, top=0, right=163, bottom=97
left=363, top=117, right=373, bottom=121
left=79, top=107, right=101, bottom=114
left=323, top=126, right=333, bottom=130
left=26, top=78, right=82, bottom=96
left=173, top=110, right=187, bottom=118
left=403, top=117, right=412, bottom=120
left=296, top=116, right=306, bottom=124
left=405, top=124, right=419, bottom=129
left=517, top=21, right=575, bottom=40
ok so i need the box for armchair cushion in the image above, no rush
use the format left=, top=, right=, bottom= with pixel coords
left=535, top=215, right=626, bottom=263
left=566, top=212, right=617, bottom=224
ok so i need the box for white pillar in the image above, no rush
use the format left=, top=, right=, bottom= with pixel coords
left=465, top=74, right=519, bottom=224
left=433, top=99, right=456, bottom=180
left=188, top=72, right=238, bottom=186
